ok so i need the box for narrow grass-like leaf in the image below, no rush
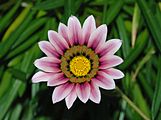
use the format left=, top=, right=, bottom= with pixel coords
left=8, top=68, right=26, bottom=81
left=136, top=0, right=161, bottom=52
left=85, top=8, right=102, bottom=17
left=21, top=103, right=33, bottom=120
left=120, top=29, right=148, bottom=70
left=6, top=31, right=41, bottom=60
left=12, top=17, right=47, bottom=49
left=125, top=21, right=132, bottom=33
left=116, top=16, right=130, bottom=58
left=63, top=0, right=75, bottom=22
left=132, top=83, right=150, bottom=118
left=3, top=110, right=11, bottom=120
left=0, top=10, right=36, bottom=58
left=0, top=66, right=4, bottom=78
left=2, top=4, right=32, bottom=41
left=152, top=56, right=161, bottom=120
left=123, top=5, right=134, bottom=16
left=102, top=3, right=107, bottom=24
left=8, top=55, right=23, bottom=67
left=33, top=0, right=64, bottom=10
left=138, top=74, right=153, bottom=101
left=41, top=18, right=57, bottom=40
left=132, top=47, right=155, bottom=81
left=10, top=104, right=22, bottom=120
left=0, top=45, right=41, bottom=119
left=105, top=0, right=124, bottom=25
left=0, top=70, right=12, bottom=98
left=0, top=80, right=22, bottom=120
left=132, top=4, right=140, bottom=47
left=0, top=0, right=22, bottom=32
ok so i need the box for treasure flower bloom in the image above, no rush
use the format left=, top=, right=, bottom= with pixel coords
left=32, top=15, right=124, bottom=109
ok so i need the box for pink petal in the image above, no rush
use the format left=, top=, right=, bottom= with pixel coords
left=87, top=24, right=107, bottom=50
left=76, top=82, right=90, bottom=103
left=38, top=41, right=59, bottom=57
left=48, top=30, right=69, bottom=55
left=67, top=16, right=82, bottom=45
left=89, top=80, right=101, bottom=103
left=47, top=73, right=69, bottom=86
left=58, top=23, right=73, bottom=46
left=82, top=15, right=96, bottom=45
left=92, top=71, right=115, bottom=90
left=52, top=83, right=74, bottom=103
left=102, top=68, right=124, bottom=79
left=96, top=39, right=122, bottom=56
left=34, top=57, right=61, bottom=72
left=99, top=55, right=123, bottom=69
left=32, top=71, right=53, bottom=83
left=65, top=85, right=77, bottom=109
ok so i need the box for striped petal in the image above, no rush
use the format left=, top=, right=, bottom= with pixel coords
left=38, top=41, right=59, bottom=57
left=102, top=68, right=124, bottom=79
left=82, top=15, right=96, bottom=45
left=96, top=39, right=122, bottom=56
left=58, top=23, right=73, bottom=46
left=67, top=16, right=82, bottom=45
left=48, top=30, right=69, bottom=55
left=87, top=24, right=107, bottom=50
left=92, top=71, right=115, bottom=90
left=32, top=71, right=53, bottom=83
left=65, top=85, right=77, bottom=109
left=34, top=57, right=61, bottom=72
left=89, top=80, right=101, bottom=103
left=76, top=82, right=90, bottom=103
left=52, top=83, right=74, bottom=103
left=99, top=55, right=123, bottom=69
left=47, top=73, right=68, bottom=86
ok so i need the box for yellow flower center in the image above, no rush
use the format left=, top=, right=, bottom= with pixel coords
left=69, top=56, right=91, bottom=77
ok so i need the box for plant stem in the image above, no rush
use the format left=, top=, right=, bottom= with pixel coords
left=132, top=47, right=155, bottom=81
left=116, top=87, right=150, bottom=120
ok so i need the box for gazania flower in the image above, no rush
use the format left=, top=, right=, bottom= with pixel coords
left=32, top=15, right=124, bottom=109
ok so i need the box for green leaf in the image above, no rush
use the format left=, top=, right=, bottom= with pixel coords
left=0, top=10, right=36, bottom=58
left=138, top=74, right=153, bottom=101
left=10, top=104, right=22, bottom=120
left=116, top=16, right=130, bottom=58
left=41, top=18, right=57, bottom=40
left=152, top=56, right=161, bottom=120
left=33, top=0, right=64, bottom=10
left=104, top=0, right=124, bottom=25
left=8, top=68, right=26, bottom=81
left=12, top=17, right=47, bottom=49
left=2, top=4, right=32, bottom=41
left=0, top=70, right=12, bottom=98
left=63, top=0, right=79, bottom=22
left=120, top=29, right=148, bottom=70
left=132, top=83, right=150, bottom=118
left=131, top=3, right=140, bottom=47
left=0, top=0, right=22, bottom=32
left=0, top=80, right=22, bottom=120
left=6, top=31, right=41, bottom=60
left=0, top=45, right=41, bottom=119
left=136, top=0, right=161, bottom=52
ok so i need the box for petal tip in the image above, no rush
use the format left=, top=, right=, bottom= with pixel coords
left=88, top=15, right=95, bottom=20
left=31, top=76, right=36, bottom=83
left=48, top=30, right=54, bottom=36
left=58, top=22, right=66, bottom=29
left=110, top=82, right=116, bottom=90
left=33, top=59, right=38, bottom=66
left=38, top=41, right=45, bottom=48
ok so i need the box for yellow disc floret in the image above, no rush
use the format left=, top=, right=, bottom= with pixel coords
left=70, top=56, right=91, bottom=77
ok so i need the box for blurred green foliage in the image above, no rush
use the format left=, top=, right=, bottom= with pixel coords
left=0, top=0, right=161, bottom=120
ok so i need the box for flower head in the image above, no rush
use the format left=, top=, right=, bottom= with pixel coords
left=32, top=15, right=124, bottom=109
